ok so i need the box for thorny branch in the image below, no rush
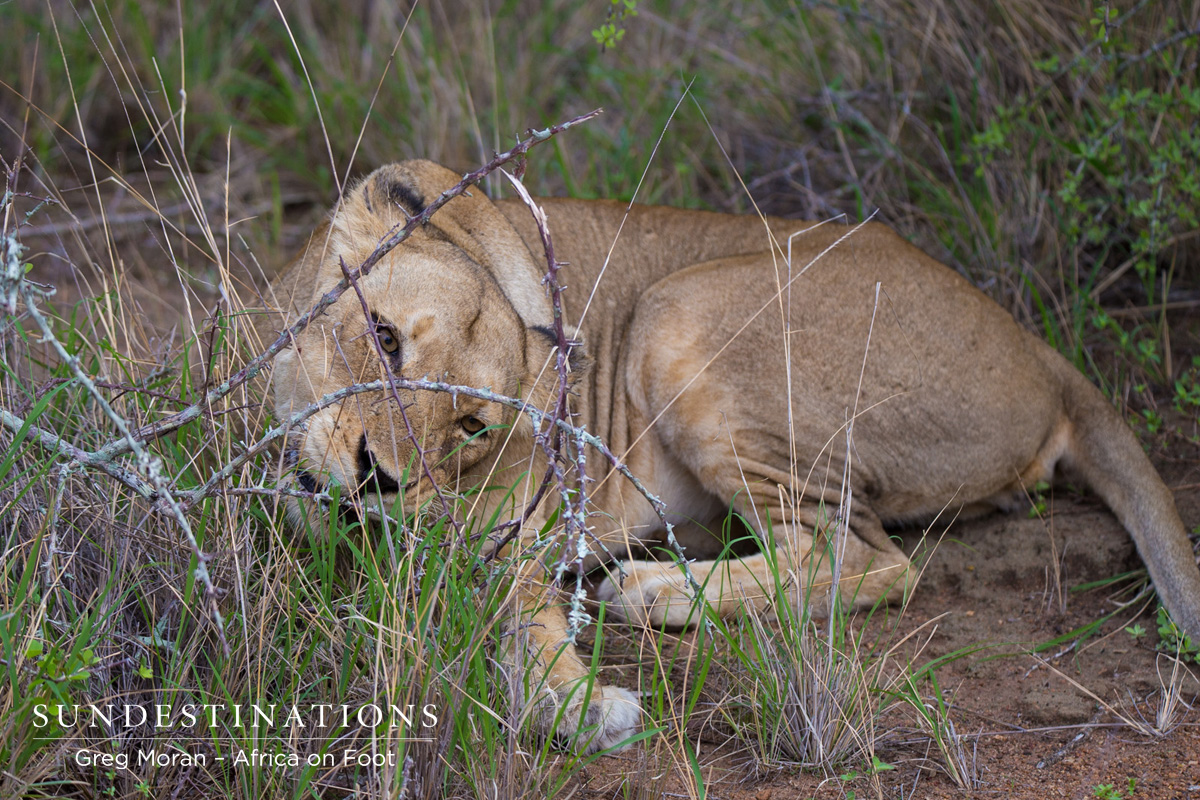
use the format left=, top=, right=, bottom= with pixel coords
left=500, top=171, right=700, bottom=636
left=502, top=170, right=598, bottom=639
left=0, top=107, right=701, bottom=649
left=83, top=109, right=603, bottom=464
left=494, top=173, right=580, bottom=549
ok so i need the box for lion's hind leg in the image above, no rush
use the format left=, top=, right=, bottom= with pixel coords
left=594, top=502, right=910, bottom=628
left=606, top=258, right=911, bottom=626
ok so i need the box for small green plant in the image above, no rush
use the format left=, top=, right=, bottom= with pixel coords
left=1093, top=777, right=1137, bottom=799
left=1173, top=357, right=1200, bottom=413
left=1091, top=312, right=1167, bottom=386
left=1028, top=480, right=1052, bottom=518
left=592, top=0, right=638, bottom=50
left=834, top=756, right=892, bottom=799
left=1124, top=623, right=1146, bottom=640
left=1137, top=408, right=1164, bottom=435
left=1156, top=606, right=1200, bottom=662
left=870, top=754, right=896, bottom=773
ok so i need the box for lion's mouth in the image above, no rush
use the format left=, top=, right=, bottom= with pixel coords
left=356, top=439, right=403, bottom=494
left=293, top=470, right=416, bottom=496
left=291, top=467, right=416, bottom=498
left=284, top=447, right=415, bottom=499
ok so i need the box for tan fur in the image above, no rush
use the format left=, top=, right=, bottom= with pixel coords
left=262, top=160, right=1200, bottom=753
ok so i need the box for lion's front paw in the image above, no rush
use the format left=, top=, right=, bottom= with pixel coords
left=595, top=564, right=700, bottom=628
left=536, top=682, right=641, bottom=754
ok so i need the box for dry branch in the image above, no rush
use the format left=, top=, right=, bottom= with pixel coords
left=0, top=113, right=599, bottom=653
left=1, top=107, right=701, bottom=653
left=92, top=109, right=603, bottom=465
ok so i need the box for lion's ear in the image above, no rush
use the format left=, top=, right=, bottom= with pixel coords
left=362, top=166, right=428, bottom=219
left=356, top=161, right=555, bottom=331
left=528, top=324, right=593, bottom=389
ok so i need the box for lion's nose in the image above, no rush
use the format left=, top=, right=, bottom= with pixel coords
left=356, top=438, right=401, bottom=494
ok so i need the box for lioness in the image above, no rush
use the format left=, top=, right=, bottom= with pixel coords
left=263, top=160, right=1200, bottom=753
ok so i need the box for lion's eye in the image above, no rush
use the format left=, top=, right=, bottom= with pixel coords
left=376, top=326, right=400, bottom=355
left=461, top=416, right=487, bottom=436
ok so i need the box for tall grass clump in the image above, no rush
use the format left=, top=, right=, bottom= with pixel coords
left=712, top=518, right=883, bottom=774
left=710, top=511, right=989, bottom=789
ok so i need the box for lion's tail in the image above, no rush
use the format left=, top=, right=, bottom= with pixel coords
left=1058, top=362, right=1200, bottom=641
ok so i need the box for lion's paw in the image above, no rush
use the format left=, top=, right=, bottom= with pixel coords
left=537, top=682, right=641, bottom=754
left=595, top=564, right=700, bottom=628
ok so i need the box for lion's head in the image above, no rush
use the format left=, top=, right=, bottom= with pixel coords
left=266, top=161, right=583, bottom=513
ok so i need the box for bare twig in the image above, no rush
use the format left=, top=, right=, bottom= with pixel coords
left=95, top=109, right=603, bottom=463
left=8, top=278, right=230, bottom=655
left=0, top=116, right=602, bottom=657
left=499, top=170, right=702, bottom=628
